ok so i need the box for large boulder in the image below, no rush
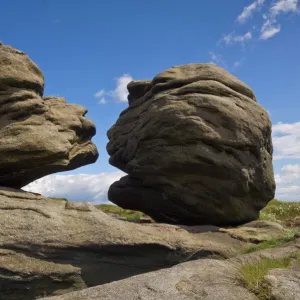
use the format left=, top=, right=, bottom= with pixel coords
left=0, top=43, right=98, bottom=188
left=0, top=187, right=248, bottom=300
left=107, top=63, right=275, bottom=226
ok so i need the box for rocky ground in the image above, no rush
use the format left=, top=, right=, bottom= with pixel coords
left=0, top=188, right=299, bottom=300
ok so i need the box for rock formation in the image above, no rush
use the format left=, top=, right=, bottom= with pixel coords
left=41, top=237, right=300, bottom=300
left=1, top=44, right=293, bottom=300
left=0, top=43, right=98, bottom=188
left=107, top=63, right=275, bottom=226
left=0, top=187, right=249, bottom=300
left=1, top=188, right=297, bottom=300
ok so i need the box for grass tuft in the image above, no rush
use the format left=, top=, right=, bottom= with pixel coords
left=245, top=228, right=300, bottom=253
left=48, top=197, right=68, bottom=202
left=240, top=257, right=290, bottom=299
left=96, top=204, right=147, bottom=221
left=260, top=199, right=300, bottom=226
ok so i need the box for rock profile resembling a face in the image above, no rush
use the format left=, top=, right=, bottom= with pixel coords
left=0, top=43, right=98, bottom=188
left=107, top=63, right=275, bottom=226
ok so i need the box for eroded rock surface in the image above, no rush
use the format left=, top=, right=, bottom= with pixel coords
left=0, top=43, right=98, bottom=188
left=0, top=188, right=248, bottom=300
left=220, top=220, right=286, bottom=243
left=265, top=265, right=300, bottom=300
left=107, top=63, right=275, bottom=226
left=42, top=238, right=300, bottom=300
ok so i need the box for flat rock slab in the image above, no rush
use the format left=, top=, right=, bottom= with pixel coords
left=0, top=189, right=249, bottom=299
left=220, top=220, right=286, bottom=243
left=42, top=239, right=300, bottom=300
left=41, top=259, right=258, bottom=300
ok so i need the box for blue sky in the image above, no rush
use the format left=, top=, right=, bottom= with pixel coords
left=1, top=0, right=300, bottom=202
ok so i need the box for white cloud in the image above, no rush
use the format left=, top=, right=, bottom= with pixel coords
left=260, top=24, right=281, bottom=39
left=233, top=59, right=243, bottom=68
left=260, top=0, right=299, bottom=39
left=98, top=98, right=106, bottom=105
left=94, top=89, right=105, bottom=98
left=237, top=0, right=265, bottom=23
left=273, top=121, right=300, bottom=201
left=23, top=171, right=126, bottom=204
left=222, top=31, right=252, bottom=45
left=113, top=74, right=133, bottom=102
left=272, top=122, right=300, bottom=159
left=94, top=74, right=133, bottom=104
left=209, top=52, right=228, bottom=68
left=276, top=185, right=300, bottom=201
left=271, top=0, right=298, bottom=15
left=275, top=164, right=300, bottom=184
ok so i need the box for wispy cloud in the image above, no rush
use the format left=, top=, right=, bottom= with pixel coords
left=209, top=52, right=228, bottom=68
left=260, top=19, right=281, bottom=39
left=272, top=121, right=300, bottom=160
left=266, top=121, right=300, bottom=201
left=94, top=74, right=133, bottom=104
left=221, top=31, right=252, bottom=45
left=233, top=58, right=244, bottom=68
left=275, top=164, right=300, bottom=184
left=211, top=0, right=299, bottom=69
left=276, top=184, right=300, bottom=201
left=94, top=89, right=105, bottom=98
left=271, top=0, right=298, bottom=15
left=237, top=0, right=265, bottom=23
left=98, top=98, right=106, bottom=105
left=94, top=90, right=107, bottom=104
left=260, top=0, right=299, bottom=39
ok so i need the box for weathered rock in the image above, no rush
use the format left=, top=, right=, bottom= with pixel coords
left=0, top=188, right=248, bottom=300
left=220, top=220, right=286, bottom=243
left=0, top=43, right=98, bottom=188
left=240, top=220, right=284, bottom=231
left=107, top=63, right=275, bottom=226
left=41, top=259, right=258, bottom=300
left=265, top=265, right=300, bottom=300
left=41, top=238, right=300, bottom=300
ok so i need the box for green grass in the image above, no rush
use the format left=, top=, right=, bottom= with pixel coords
left=245, top=228, right=300, bottom=253
left=96, top=204, right=148, bottom=221
left=260, top=199, right=300, bottom=226
left=48, top=197, right=68, bottom=202
left=240, top=257, right=291, bottom=299
left=47, top=198, right=148, bottom=222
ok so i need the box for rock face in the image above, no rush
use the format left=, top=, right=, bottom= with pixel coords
left=265, top=265, right=300, bottom=300
left=0, top=43, right=98, bottom=188
left=107, top=63, right=275, bottom=226
left=0, top=189, right=298, bottom=300
left=0, top=188, right=248, bottom=300
left=42, top=238, right=300, bottom=300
